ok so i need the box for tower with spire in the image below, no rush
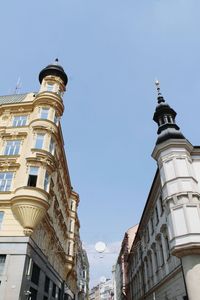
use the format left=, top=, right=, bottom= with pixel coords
left=152, top=81, right=200, bottom=300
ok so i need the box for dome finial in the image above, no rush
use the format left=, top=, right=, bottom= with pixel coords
left=54, top=58, right=59, bottom=65
left=155, top=79, right=165, bottom=104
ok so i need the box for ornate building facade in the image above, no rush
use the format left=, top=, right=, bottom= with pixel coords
left=0, top=60, right=89, bottom=300
left=127, top=82, right=200, bottom=300
left=114, top=225, right=138, bottom=300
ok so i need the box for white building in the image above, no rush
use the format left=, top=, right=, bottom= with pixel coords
left=89, top=279, right=114, bottom=300
left=127, top=82, right=200, bottom=300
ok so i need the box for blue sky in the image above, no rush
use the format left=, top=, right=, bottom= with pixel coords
left=1, top=0, right=200, bottom=286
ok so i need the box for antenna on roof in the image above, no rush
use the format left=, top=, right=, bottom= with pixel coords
left=14, top=77, right=22, bottom=94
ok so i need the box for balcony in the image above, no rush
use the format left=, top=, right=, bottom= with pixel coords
left=11, top=186, right=50, bottom=236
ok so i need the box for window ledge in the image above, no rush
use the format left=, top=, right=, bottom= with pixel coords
left=0, top=155, right=20, bottom=158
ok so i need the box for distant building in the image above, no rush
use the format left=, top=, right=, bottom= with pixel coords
left=89, top=285, right=100, bottom=300
left=126, top=83, right=200, bottom=299
left=89, top=279, right=114, bottom=300
left=114, top=225, right=138, bottom=300
left=0, top=61, right=87, bottom=299
left=75, top=233, right=90, bottom=300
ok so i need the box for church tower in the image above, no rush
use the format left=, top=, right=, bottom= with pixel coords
left=152, top=81, right=200, bottom=300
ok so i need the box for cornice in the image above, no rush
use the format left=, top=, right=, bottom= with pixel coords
left=152, top=139, right=193, bottom=160
left=27, top=151, right=57, bottom=173
left=1, top=131, right=28, bottom=139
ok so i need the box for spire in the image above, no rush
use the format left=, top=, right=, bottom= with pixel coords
left=155, top=80, right=165, bottom=104
left=153, top=81, right=185, bottom=145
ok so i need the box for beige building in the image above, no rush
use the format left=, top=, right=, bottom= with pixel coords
left=0, top=60, right=87, bottom=300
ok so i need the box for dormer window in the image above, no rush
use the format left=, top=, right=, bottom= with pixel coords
left=46, top=83, right=54, bottom=92
left=27, top=167, right=39, bottom=187
left=40, top=108, right=49, bottom=120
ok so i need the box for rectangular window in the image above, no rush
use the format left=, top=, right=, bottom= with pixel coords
left=155, top=206, right=159, bottom=224
left=13, top=115, right=27, bottom=127
left=0, top=172, right=13, bottom=192
left=67, top=242, right=71, bottom=255
left=44, top=172, right=50, bottom=192
left=159, top=241, right=165, bottom=266
left=58, top=289, right=62, bottom=300
left=4, top=140, right=21, bottom=155
left=69, top=219, right=73, bottom=232
left=165, top=236, right=170, bottom=258
left=47, top=83, right=54, bottom=92
left=150, top=217, right=154, bottom=235
left=49, top=138, right=55, bottom=154
left=35, top=134, right=45, bottom=149
left=0, top=212, right=4, bottom=229
left=159, top=196, right=164, bottom=215
left=153, top=248, right=158, bottom=271
left=29, top=287, right=37, bottom=300
left=54, top=113, right=59, bottom=125
left=146, top=226, right=150, bottom=243
left=44, top=276, right=50, bottom=293
left=52, top=283, right=56, bottom=297
left=0, top=255, right=6, bottom=275
left=70, top=200, right=74, bottom=211
left=27, top=167, right=39, bottom=187
left=40, top=108, right=49, bottom=119
left=31, top=262, right=40, bottom=285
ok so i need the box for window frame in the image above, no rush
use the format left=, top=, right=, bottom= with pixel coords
left=4, top=140, right=21, bottom=156
left=49, top=137, right=55, bottom=155
left=35, top=133, right=45, bottom=149
left=27, top=167, right=39, bottom=188
left=0, top=255, right=6, bottom=275
left=0, top=172, right=13, bottom=192
left=46, top=82, right=54, bottom=92
left=0, top=212, right=4, bottom=230
left=13, top=115, right=28, bottom=127
left=44, top=171, right=50, bottom=192
left=40, top=107, right=49, bottom=120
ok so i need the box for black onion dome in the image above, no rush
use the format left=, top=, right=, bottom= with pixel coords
left=153, top=100, right=177, bottom=124
left=153, top=82, right=185, bottom=145
left=39, top=60, right=68, bottom=86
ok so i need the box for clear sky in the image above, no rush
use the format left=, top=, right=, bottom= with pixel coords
left=1, top=0, right=200, bottom=287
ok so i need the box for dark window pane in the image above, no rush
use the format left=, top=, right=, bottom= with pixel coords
left=52, top=283, right=56, bottom=297
left=0, top=255, right=6, bottom=275
left=31, top=263, right=40, bottom=285
left=30, top=287, right=37, bottom=300
left=44, top=276, right=50, bottom=293
left=58, top=288, right=62, bottom=300
left=27, top=175, right=37, bottom=187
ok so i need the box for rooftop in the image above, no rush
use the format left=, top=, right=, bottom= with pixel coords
left=0, top=93, right=35, bottom=105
